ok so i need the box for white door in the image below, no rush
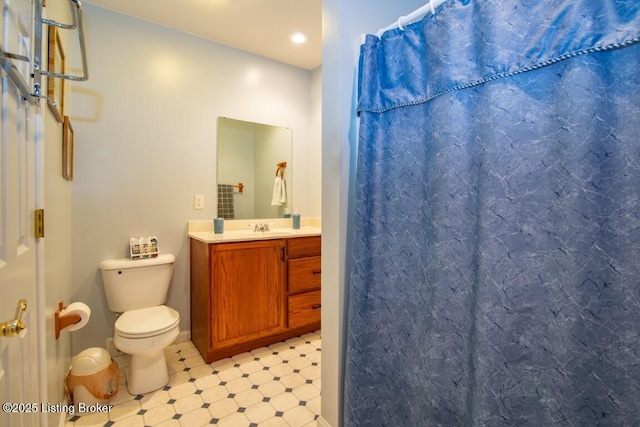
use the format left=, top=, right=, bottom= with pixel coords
left=0, top=0, right=42, bottom=426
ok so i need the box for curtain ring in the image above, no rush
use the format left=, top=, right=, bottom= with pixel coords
left=397, top=15, right=406, bottom=30
left=429, top=1, right=435, bottom=15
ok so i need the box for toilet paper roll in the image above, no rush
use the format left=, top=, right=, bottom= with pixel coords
left=60, top=302, right=91, bottom=332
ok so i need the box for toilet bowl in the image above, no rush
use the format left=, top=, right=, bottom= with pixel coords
left=99, top=254, right=180, bottom=395
left=113, top=305, right=180, bottom=395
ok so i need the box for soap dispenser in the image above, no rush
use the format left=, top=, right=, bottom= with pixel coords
left=283, top=208, right=291, bottom=218
left=292, top=209, right=301, bottom=229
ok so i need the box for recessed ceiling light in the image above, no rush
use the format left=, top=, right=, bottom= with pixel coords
left=289, top=32, right=308, bottom=44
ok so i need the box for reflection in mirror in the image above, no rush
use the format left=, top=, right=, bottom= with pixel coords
left=217, top=117, right=292, bottom=220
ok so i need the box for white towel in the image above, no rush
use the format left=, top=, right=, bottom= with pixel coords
left=271, top=176, right=287, bottom=206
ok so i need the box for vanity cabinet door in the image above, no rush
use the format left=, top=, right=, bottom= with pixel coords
left=211, top=240, right=286, bottom=347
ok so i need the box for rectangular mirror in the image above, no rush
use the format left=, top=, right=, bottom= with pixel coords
left=217, top=117, right=292, bottom=219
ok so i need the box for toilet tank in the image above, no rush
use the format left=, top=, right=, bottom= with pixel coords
left=99, top=253, right=175, bottom=313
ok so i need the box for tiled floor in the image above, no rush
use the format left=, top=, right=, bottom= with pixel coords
left=65, top=331, right=321, bottom=427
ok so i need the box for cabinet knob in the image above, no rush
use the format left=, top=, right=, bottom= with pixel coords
left=311, top=304, right=321, bottom=310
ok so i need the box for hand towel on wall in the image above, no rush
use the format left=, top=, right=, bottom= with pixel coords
left=271, top=176, right=287, bottom=206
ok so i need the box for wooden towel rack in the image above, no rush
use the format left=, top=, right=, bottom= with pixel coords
left=275, top=162, right=287, bottom=178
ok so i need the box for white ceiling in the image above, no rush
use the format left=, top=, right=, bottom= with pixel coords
left=82, top=0, right=322, bottom=70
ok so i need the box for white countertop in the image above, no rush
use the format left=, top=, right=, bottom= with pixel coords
left=188, top=218, right=321, bottom=244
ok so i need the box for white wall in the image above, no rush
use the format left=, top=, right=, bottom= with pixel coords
left=309, top=68, right=323, bottom=218
left=67, top=5, right=321, bottom=353
left=321, top=1, right=429, bottom=425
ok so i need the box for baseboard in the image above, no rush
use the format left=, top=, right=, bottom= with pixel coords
left=317, top=415, right=332, bottom=427
left=174, top=329, right=191, bottom=344
left=106, top=337, right=125, bottom=358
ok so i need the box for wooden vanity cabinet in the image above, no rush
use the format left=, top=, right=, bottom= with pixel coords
left=190, top=235, right=321, bottom=363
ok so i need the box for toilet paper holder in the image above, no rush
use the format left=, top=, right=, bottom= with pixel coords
left=55, top=300, right=81, bottom=339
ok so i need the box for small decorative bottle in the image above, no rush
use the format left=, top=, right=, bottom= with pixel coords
left=292, top=209, right=301, bottom=229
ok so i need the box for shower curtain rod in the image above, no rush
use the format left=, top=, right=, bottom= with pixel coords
left=376, top=0, right=447, bottom=37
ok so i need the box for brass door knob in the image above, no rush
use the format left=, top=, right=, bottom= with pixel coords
left=1, top=299, right=27, bottom=337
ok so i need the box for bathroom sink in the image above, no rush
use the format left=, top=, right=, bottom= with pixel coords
left=254, top=228, right=296, bottom=235
left=189, top=226, right=321, bottom=244
left=235, top=228, right=299, bottom=238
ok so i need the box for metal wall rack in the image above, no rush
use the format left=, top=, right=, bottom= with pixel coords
left=0, top=0, right=88, bottom=105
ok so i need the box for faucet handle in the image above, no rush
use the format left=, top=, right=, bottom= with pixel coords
left=249, top=222, right=274, bottom=232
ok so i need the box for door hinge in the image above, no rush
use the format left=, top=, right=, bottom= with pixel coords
left=35, top=209, right=44, bottom=238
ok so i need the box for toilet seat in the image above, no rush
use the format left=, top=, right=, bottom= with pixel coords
left=115, top=305, right=179, bottom=339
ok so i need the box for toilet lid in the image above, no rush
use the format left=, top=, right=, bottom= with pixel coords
left=115, top=305, right=180, bottom=338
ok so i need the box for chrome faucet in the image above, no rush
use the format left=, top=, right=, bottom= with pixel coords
left=250, top=223, right=271, bottom=232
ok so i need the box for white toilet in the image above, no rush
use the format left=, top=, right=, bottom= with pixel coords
left=99, top=253, right=180, bottom=395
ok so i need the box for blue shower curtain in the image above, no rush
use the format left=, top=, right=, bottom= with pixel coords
left=345, top=1, right=640, bottom=425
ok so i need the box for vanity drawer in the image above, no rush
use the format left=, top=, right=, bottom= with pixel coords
left=288, top=290, right=321, bottom=329
left=288, top=236, right=321, bottom=259
left=288, top=256, right=321, bottom=293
